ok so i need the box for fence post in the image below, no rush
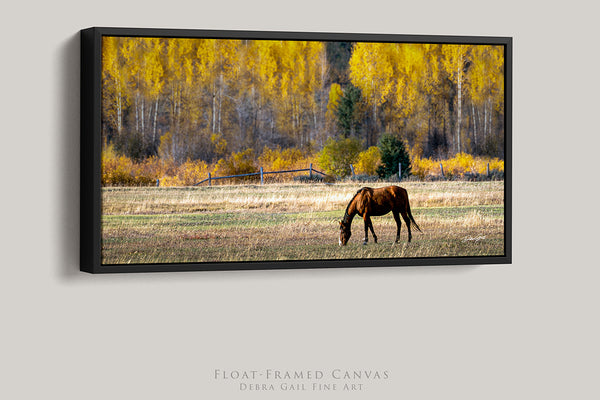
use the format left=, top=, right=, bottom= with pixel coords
left=309, top=163, right=313, bottom=179
left=260, top=167, right=264, bottom=185
left=398, top=163, right=402, bottom=181
left=440, top=163, right=445, bottom=178
left=208, top=172, right=212, bottom=186
left=350, top=164, right=355, bottom=177
left=487, top=162, right=490, bottom=177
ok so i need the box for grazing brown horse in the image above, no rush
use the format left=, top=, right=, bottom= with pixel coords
left=339, top=186, right=421, bottom=246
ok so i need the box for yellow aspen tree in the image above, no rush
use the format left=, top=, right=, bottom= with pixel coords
left=279, top=41, right=298, bottom=140
left=467, top=45, right=504, bottom=152
left=120, top=37, right=144, bottom=136
left=394, top=44, right=424, bottom=118
left=306, top=41, right=328, bottom=146
left=142, top=38, right=165, bottom=149
left=116, top=37, right=165, bottom=157
left=419, top=43, right=444, bottom=156
left=244, top=40, right=280, bottom=146
left=290, top=41, right=326, bottom=147
left=349, top=42, right=395, bottom=127
left=326, top=83, right=344, bottom=132
left=165, top=38, right=196, bottom=161
left=441, top=44, right=471, bottom=154
left=196, top=39, right=242, bottom=137
left=101, top=36, right=129, bottom=139
left=196, top=39, right=219, bottom=134
left=394, top=44, right=429, bottom=151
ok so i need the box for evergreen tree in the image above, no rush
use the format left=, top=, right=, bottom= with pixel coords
left=376, top=133, right=411, bottom=179
left=336, top=85, right=362, bottom=137
left=325, top=41, right=353, bottom=84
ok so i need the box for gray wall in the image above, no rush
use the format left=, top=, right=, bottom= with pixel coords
left=2, top=0, right=598, bottom=399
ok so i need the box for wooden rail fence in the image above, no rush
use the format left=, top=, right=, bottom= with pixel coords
left=192, top=163, right=328, bottom=186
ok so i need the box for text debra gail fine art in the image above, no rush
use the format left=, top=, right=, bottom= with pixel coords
left=80, top=27, right=512, bottom=273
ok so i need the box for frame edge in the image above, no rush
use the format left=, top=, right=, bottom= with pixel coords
left=80, top=28, right=102, bottom=273
left=79, top=27, right=513, bottom=273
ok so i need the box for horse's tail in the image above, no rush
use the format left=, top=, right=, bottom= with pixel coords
left=406, top=197, right=422, bottom=233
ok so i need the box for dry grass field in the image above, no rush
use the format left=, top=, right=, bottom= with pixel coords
left=101, top=181, right=505, bottom=265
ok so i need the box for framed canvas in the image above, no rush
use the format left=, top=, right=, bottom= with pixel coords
left=81, top=27, right=512, bottom=273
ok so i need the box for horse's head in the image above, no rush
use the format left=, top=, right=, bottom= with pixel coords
left=339, top=220, right=351, bottom=246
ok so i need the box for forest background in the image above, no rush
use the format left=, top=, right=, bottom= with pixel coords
left=101, top=37, right=505, bottom=186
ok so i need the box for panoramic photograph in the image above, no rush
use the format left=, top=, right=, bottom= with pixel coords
left=99, top=35, right=507, bottom=265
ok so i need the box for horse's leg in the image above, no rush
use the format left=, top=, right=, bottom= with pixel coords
left=365, top=215, right=377, bottom=244
left=393, top=211, right=402, bottom=243
left=362, top=215, right=377, bottom=244
left=400, top=211, right=412, bottom=242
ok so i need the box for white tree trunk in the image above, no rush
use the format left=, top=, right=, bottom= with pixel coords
left=218, top=73, right=223, bottom=134
left=483, top=100, right=488, bottom=144
left=212, top=82, right=217, bottom=133
left=115, top=76, right=122, bottom=135
left=135, top=93, right=139, bottom=133
left=141, top=97, right=145, bottom=136
left=487, top=98, right=492, bottom=142
left=472, top=103, right=477, bottom=150
left=152, top=97, right=159, bottom=146
left=456, top=51, right=462, bottom=153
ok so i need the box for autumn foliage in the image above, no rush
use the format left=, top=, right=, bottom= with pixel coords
left=102, top=143, right=504, bottom=186
left=412, top=153, right=504, bottom=180
left=101, top=37, right=506, bottom=186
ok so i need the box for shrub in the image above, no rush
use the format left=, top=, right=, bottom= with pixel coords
left=158, top=159, right=210, bottom=186
left=259, top=146, right=305, bottom=170
left=214, top=149, right=257, bottom=181
left=442, top=152, right=476, bottom=178
left=482, top=158, right=505, bottom=174
left=317, top=137, right=361, bottom=178
left=102, top=144, right=158, bottom=186
left=354, top=146, right=381, bottom=176
left=411, top=156, right=438, bottom=180
left=177, top=160, right=210, bottom=185
left=410, top=153, right=505, bottom=180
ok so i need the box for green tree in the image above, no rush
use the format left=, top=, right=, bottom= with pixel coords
left=336, top=85, right=362, bottom=137
left=376, top=133, right=411, bottom=179
left=317, top=137, right=361, bottom=178
left=326, top=41, right=353, bottom=84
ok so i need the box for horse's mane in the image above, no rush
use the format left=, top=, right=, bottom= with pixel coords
left=343, top=189, right=361, bottom=221
left=344, top=187, right=373, bottom=221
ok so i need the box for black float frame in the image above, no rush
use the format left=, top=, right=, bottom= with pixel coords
left=81, top=27, right=512, bottom=273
